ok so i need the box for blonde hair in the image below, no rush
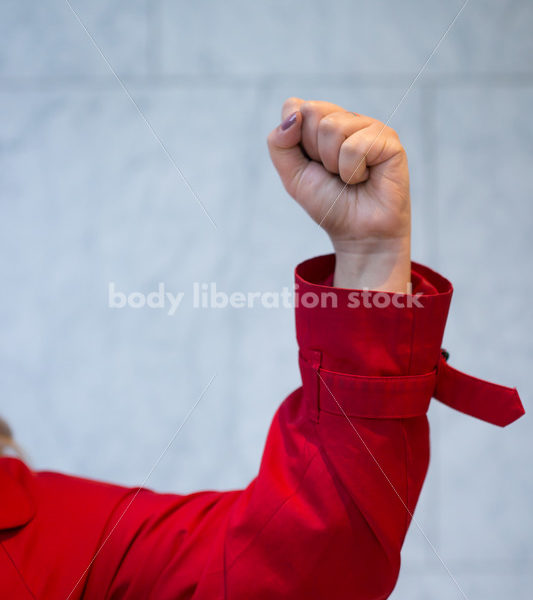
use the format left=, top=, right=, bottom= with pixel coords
left=0, top=416, right=26, bottom=460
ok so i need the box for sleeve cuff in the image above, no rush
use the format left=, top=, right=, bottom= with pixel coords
left=294, top=254, right=524, bottom=427
left=294, top=253, right=453, bottom=378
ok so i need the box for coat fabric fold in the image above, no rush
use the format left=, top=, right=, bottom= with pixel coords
left=0, top=254, right=524, bottom=599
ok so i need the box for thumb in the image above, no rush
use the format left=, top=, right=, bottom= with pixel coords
left=267, top=110, right=309, bottom=198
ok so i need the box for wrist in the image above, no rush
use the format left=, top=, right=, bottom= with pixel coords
left=332, top=237, right=411, bottom=293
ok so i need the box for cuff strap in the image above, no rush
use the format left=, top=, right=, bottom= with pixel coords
left=299, top=349, right=525, bottom=427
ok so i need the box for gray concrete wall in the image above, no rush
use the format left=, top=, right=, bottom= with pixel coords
left=1, top=1, right=531, bottom=597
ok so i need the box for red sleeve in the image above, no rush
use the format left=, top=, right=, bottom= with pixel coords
left=83, top=253, right=453, bottom=599
left=2, top=254, right=522, bottom=599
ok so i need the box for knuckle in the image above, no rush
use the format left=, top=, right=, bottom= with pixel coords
left=392, top=140, right=405, bottom=156
left=385, top=124, right=399, bottom=138
left=282, top=96, right=299, bottom=112
left=318, top=113, right=338, bottom=133
left=341, top=135, right=363, bottom=154
left=300, top=99, right=317, bottom=114
left=385, top=130, right=404, bottom=154
left=362, top=127, right=389, bottom=151
left=340, top=143, right=365, bottom=175
left=384, top=125, right=403, bottom=146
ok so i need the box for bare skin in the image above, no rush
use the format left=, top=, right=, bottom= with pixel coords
left=267, top=98, right=411, bottom=294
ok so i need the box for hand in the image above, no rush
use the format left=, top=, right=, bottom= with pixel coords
left=267, top=98, right=411, bottom=293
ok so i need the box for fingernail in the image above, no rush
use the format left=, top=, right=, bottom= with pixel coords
left=280, top=112, right=298, bottom=131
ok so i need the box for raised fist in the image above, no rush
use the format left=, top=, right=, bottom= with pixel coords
left=267, top=98, right=411, bottom=292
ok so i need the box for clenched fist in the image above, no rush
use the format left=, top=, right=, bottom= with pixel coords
left=267, top=98, right=411, bottom=293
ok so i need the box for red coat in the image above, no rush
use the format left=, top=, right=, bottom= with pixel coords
left=0, top=254, right=524, bottom=599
